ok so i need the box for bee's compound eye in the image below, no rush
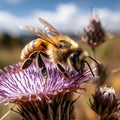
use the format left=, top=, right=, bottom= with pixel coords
left=70, top=52, right=80, bottom=69
left=70, top=52, right=78, bottom=63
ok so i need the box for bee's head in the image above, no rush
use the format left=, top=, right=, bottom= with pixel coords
left=69, top=50, right=88, bottom=72
left=69, top=50, right=98, bottom=76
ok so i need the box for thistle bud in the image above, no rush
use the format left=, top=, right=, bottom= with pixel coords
left=81, top=15, right=112, bottom=48
left=89, top=86, right=120, bottom=120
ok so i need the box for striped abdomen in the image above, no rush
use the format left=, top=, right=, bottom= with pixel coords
left=20, top=38, right=48, bottom=60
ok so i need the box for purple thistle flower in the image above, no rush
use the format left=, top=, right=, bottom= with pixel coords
left=0, top=62, right=95, bottom=120
left=0, top=62, right=94, bottom=103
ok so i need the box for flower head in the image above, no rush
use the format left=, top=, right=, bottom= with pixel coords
left=0, top=62, right=94, bottom=119
left=81, top=14, right=112, bottom=48
left=89, top=86, right=120, bottom=119
left=0, top=62, right=94, bottom=103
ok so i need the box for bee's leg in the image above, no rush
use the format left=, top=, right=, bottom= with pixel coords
left=80, top=61, right=85, bottom=73
left=36, top=52, right=48, bottom=86
left=29, top=51, right=38, bottom=59
left=21, top=52, right=39, bottom=70
left=13, top=58, right=33, bottom=73
left=40, top=51, right=50, bottom=59
left=57, top=63, right=75, bottom=82
left=13, top=52, right=38, bottom=74
left=21, top=59, right=33, bottom=69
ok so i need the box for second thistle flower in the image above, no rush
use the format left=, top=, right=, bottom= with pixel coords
left=81, top=14, right=111, bottom=48
left=89, top=86, right=120, bottom=120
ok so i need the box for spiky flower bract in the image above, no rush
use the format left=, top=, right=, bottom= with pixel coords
left=0, top=62, right=94, bottom=120
left=81, top=15, right=107, bottom=49
left=89, top=86, right=120, bottom=120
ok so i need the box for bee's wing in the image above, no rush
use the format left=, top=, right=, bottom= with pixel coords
left=19, top=25, right=59, bottom=48
left=20, top=25, right=46, bottom=38
left=38, top=18, right=61, bottom=37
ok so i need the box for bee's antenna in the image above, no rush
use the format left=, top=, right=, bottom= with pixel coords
left=88, top=56, right=99, bottom=66
left=84, top=60, right=95, bottom=77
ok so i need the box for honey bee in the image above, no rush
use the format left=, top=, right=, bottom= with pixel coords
left=17, top=18, right=98, bottom=85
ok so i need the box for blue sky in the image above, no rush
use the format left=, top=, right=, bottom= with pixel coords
left=0, top=0, right=119, bottom=35
left=0, top=0, right=119, bottom=16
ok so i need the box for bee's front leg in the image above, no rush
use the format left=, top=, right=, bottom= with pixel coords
left=57, top=63, right=75, bottom=83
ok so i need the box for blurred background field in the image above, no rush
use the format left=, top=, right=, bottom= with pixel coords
left=0, top=0, right=120, bottom=119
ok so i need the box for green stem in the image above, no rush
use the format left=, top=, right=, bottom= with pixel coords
left=91, top=47, right=96, bottom=60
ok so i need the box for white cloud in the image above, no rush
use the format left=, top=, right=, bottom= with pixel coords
left=0, top=3, right=120, bottom=36
left=97, top=9, right=120, bottom=33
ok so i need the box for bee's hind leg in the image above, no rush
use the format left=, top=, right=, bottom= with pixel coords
left=20, top=52, right=38, bottom=70
left=21, top=58, right=33, bottom=69
left=36, top=52, right=48, bottom=86
left=13, top=52, right=38, bottom=74
left=13, top=58, right=33, bottom=73
left=57, top=63, right=75, bottom=83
